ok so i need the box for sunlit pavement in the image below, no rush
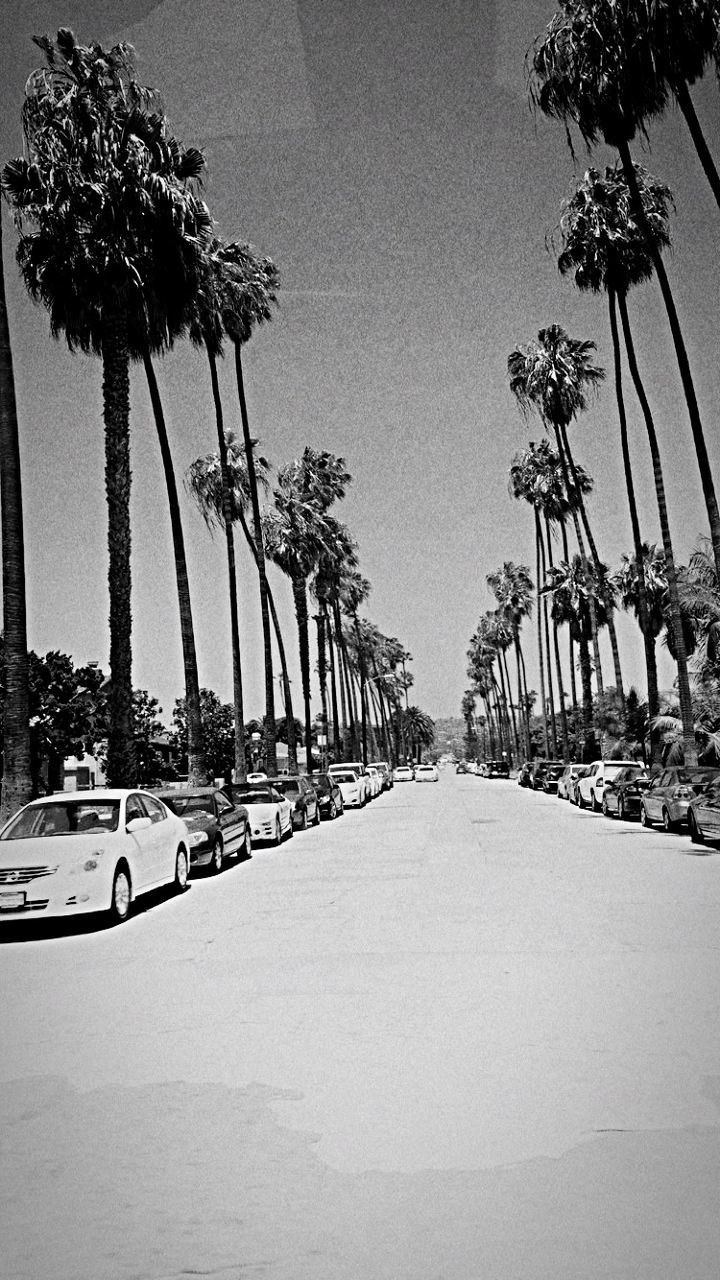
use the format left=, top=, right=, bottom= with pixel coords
left=2, top=773, right=720, bottom=1279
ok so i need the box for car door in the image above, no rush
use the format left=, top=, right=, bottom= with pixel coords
left=123, top=792, right=162, bottom=890
left=139, top=794, right=176, bottom=885
left=696, top=780, right=720, bottom=838
left=644, top=772, right=667, bottom=822
left=216, top=791, right=245, bottom=856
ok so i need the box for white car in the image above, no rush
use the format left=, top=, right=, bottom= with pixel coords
left=228, top=785, right=294, bottom=845
left=0, top=789, right=190, bottom=925
left=414, top=764, right=439, bottom=782
left=329, top=769, right=365, bottom=808
left=393, top=765, right=414, bottom=782
left=576, top=760, right=638, bottom=812
left=329, top=762, right=370, bottom=804
left=365, top=765, right=382, bottom=798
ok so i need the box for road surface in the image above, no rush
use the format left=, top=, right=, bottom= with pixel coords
left=2, top=772, right=720, bottom=1278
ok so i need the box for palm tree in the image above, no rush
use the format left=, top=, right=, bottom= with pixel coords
left=0, top=205, right=31, bottom=821
left=545, top=555, right=609, bottom=759
left=530, top=4, right=720, bottom=589
left=613, top=544, right=668, bottom=756
left=186, top=434, right=299, bottom=774
left=508, top=326, right=624, bottom=708
left=558, top=160, right=697, bottom=763
left=487, top=563, right=534, bottom=759
left=401, top=706, right=435, bottom=762
left=2, top=30, right=212, bottom=783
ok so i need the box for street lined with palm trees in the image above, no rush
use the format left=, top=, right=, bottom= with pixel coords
left=3, top=770, right=720, bottom=1279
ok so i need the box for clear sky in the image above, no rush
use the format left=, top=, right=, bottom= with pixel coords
left=2, top=1, right=720, bottom=725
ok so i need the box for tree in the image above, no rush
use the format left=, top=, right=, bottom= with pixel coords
left=0, top=203, right=31, bottom=821
left=2, top=29, right=212, bottom=784
left=545, top=555, right=612, bottom=759
left=172, top=689, right=236, bottom=782
left=557, top=161, right=696, bottom=762
left=487, top=563, right=535, bottom=760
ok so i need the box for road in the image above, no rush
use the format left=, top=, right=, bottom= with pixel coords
left=2, top=772, right=720, bottom=1279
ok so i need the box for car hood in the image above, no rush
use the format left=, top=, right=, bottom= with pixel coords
left=0, top=833, right=120, bottom=867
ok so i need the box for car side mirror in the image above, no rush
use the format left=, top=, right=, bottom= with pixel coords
left=127, top=816, right=152, bottom=833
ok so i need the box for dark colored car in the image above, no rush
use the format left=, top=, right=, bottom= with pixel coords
left=640, top=767, right=720, bottom=831
left=310, top=772, right=345, bottom=820
left=530, top=760, right=564, bottom=791
left=266, top=775, right=320, bottom=830
left=456, top=761, right=469, bottom=775
left=155, top=787, right=250, bottom=874
left=486, top=760, right=510, bottom=779
left=601, top=765, right=649, bottom=820
left=541, top=763, right=565, bottom=794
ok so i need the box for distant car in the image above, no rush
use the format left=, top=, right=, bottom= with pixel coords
left=568, top=765, right=591, bottom=806
left=414, top=763, right=439, bottom=782
left=393, top=765, right=415, bottom=782
left=310, top=772, right=345, bottom=820
left=155, top=787, right=251, bottom=873
left=541, top=762, right=565, bottom=794
left=329, top=762, right=371, bottom=804
left=517, top=762, right=533, bottom=787
left=365, top=765, right=383, bottom=798
left=576, top=760, right=638, bottom=812
left=456, top=762, right=468, bottom=775
left=372, top=762, right=394, bottom=790
left=266, top=775, right=320, bottom=830
left=530, top=760, right=564, bottom=791
left=224, top=784, right=294, bottom=845
left=688, top=777, right=720, bottom=845
left=557, top=764, right=582, bottom=800
left=640, top=766, right=720, bottom=831
left=0, top=789, right=190, bottom=925
left=329, top=768, right=364, bottom=808
left=486, top=760, right=510, bottom=779
left=466, top=761, right=479, bottom=775
left=600, top=766, right=649, bottom=820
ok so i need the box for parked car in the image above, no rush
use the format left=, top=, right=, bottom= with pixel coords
left=517, top=762, right=533, bottom=788
left=330, top=768, right=365, bottom=808
left=456, top=761, right=469, bottom=775
left=155, top=787, right=251, bottom=873
left=576, top=760, right=638, bottom=811
left=266, top=775, right=320, bottom=830
left=540, top=762, right=565, bottom=793
left=568, top=765, right=591, bottom=805
left=414, top=763, right=439, bottom=782
left=486, top=760, right=511, bottom=779
left=0, top=789, right=190, bottom=925
left=224, top=784, right=294, bottom=845
left=365, top=765, right=383, bottom=798
left=640, top=767, right=720, bottom=831
left=329, top=761, right=371, bottom=804
left=557, top=764, right=582, bottom=800
left=309, top=772, right=345, bottom=820
left=688, top=778, right=720, bottom=845
left=530, top=760, right=564, bottom=791
left=393, top=765, right=415, bottom=782
left=600, top=766, right=649, bottom=820
left=372, top=762, right=394, bottom=790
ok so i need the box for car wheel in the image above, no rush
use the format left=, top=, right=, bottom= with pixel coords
left=689, top=812, right=705, bottom=845
left=602, top=797, right=609, bottom=817
left=109, top=863, right=131, bottom=925
left=618, top=796, right=625, bottom=820
left=640, top=804, right=651, bottom=828
left=328, top=800, right=337, bottom=820
left=243, top=827, right=252, bottom=858
left=273, top=819, right=282, bottom=847
left=174, top=849, right=189, bottom=893
left=299, top=808, right=308, bottom=831
left=592, top=790, right=601, bottom=813
left=662, top=807, right=674, bottom=833
left=578, top=791, right=586, bottom=810
left=209, top=837, right=224, bottom=874
left=312, top=803, right=321, bottom=827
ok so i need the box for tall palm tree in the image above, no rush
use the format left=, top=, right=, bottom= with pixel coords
left=508, top=326, right=624, bottom=707
left=545, top=555, right=609, bottom=759
left=2, top=30, right=212, bottom=783
left=312, top=526, right=361, bottom=760
left=0, top=205, right=31, bottom=821
left=186, top=434, right=299, bottom=774
left=557, top=161, right=696, bottom=761
left=487, top=563, right=534, bottom=759
left=613, top=544, right=668, bottom=755
left=530, top=4, right=720, bottom=590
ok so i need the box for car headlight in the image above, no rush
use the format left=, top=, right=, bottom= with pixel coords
left=188, top=830, right=208, bottom=847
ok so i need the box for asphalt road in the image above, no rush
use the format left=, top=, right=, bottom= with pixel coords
left=2, top=772, right=720, bottom=1279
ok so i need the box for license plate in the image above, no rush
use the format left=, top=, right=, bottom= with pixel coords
left=0, top=891, right=25, bottom=910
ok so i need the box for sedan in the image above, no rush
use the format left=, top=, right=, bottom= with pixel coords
left=688, top=779, right=720, bottom=845
left=541, top=763, right=565, bottom=794
left=224, top=785, right=294, bottom=845
left=266, top=776, right=320, bottom=831
left=414, top=763, right=439, bottom=782
left=601, top=766, right=649, bottom=820
left=393, top=765, right=415, bottom=782
left=640, top=767, right=720, bottom=831
left=309, top=772, right=345, bottom=820
left=0, top=789, right=190, bottom=925
left=155, top=787, right=251, bottom=874
left=557, top=764, right=582, bottom=800
left=329, top=769, right=365, bottom=808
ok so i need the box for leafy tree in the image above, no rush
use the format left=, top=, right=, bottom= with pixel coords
left=172, top=689, right=236, bottom=782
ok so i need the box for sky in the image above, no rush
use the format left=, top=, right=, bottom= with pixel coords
left=2, top=0, right=720, bottom=726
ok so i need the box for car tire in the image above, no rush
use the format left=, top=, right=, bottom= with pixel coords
left=328, top=800, right=337, bottom=821
left=273, top=819, right=282, bottom=847
left=689, top=812, right=704, bottom=845
left=109, top=863, right=131, bottom=925
left=312, top=803, right=321, bottom=827
left=209, top=837, right=224, bottom=874
left=578, top=791, right=586, bottom=810
left=592, top=791, right=601, bottom=813
left=299, top=809, right=308, bottom=831
left=640, top=804, right=651, bottom=828
left=242, top=827, right=252, bottom=858
left=602, top=797, right=610, bottom=817
left=174, top=849, right=189, bottom=893
left=662, top=807, right=674, bottom=833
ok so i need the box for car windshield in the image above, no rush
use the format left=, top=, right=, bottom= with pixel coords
left=311, top=776, right=331, bottom=793
left=333, top=772, right=358, bottom=783
left=161, top=794, right=213, bottom=817
left=233, top=790, right=276, bottom=805
left=2, top=799, right=121, bottom=839
left=271, top=781, right=299, bottom=796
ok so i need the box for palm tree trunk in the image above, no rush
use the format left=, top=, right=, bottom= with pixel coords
left=236, top=507, right=298, bottom=774
left=675, top=81, right=720, bottom=213
left=331, top=605, right=350, bottom=756
left=233, top=341, right=277, bottom=775
left=559, top=423, right=624, bottom=705
left=325, top=604, right=342, bottom=760
left=515, top=635, right=532, bottom=759
left=617, top=290, right=697, bottom=766
left=578, top=628, right=594, bottom=759
left=371, top=655, right=393, bottom=765
left=544, top=517, right=570, bottom=761
left=142, top=349, right=207, bottom=785
left=291, top=576, right=313, bottom=765
left=619, top=140, right=720, bottom=586
left=561, top=520, right=579, bottom=721
left=539, top=520, right=558, bottom=756
left=0, top=212, right=31, bottom=820
left=315, top=610, right=329, bottom=770
left=607, top=291, right=659, bottom=731
left=501, top=648, right=520, bottom=762
left=207, top=347, right=246, bottom=781
left=353, top=619, right=369, bottom=764
left=534, top=510, right=549, bottom=757
left=103, top=312, right=136, bottom=786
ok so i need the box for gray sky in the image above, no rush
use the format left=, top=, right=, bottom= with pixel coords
left=3, top=0, right=719, bottom=723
